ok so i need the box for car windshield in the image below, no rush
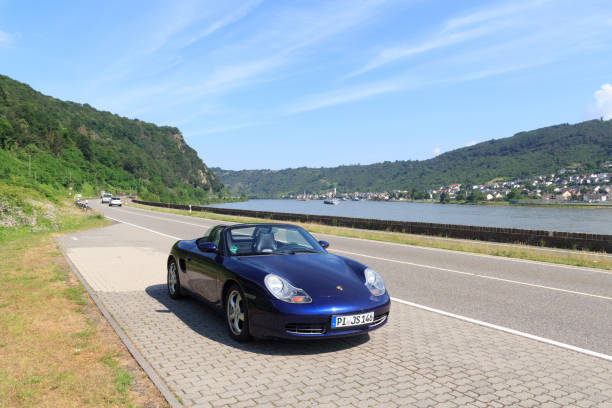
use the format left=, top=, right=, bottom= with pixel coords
left=225, top=225, right=324, bottom=256
left=112, top=197, right=120, bottom=200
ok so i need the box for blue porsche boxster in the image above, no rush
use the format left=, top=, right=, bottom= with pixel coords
left=167, top=223, right=390, bottom=341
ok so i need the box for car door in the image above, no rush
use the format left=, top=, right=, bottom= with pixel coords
left=188, top=227, right=223, bottom=304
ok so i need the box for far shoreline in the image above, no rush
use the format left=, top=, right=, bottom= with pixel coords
left=237, top=197, right=612, bottom=209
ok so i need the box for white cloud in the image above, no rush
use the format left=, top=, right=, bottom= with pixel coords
left=0, top=29, right=11, bottom=45
left=441, top=0, right=549, bottom=32
left=182, top=0, right=263, bottom=47
left=287, top=80, right=402, bottom=115
left=467, top=141, right=477, bottom=146
left=593, top=84, right=612, bottom=120
left=346, top=25, right=491, bottom=78
left=433, top=147, right=441, bottom=154
left=346, top=0, right=549, bottom=78
left=90, top=1, right=388, bottom=119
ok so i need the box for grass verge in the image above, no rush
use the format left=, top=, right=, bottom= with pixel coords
left=0, top=204, right=168, bottom=407
left=127, top=202, right=611, bottom=271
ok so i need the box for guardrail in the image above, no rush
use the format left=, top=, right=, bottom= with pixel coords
left=132, top=200, right=612, bottom=252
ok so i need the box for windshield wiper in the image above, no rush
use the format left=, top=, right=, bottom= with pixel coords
left=283, top=249, right=320, bottom=254
left=236, top=252, right=279, bottom=256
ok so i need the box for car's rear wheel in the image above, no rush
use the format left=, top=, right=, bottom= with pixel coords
left=167, top=260, right=183, bottom=299
left=225, top=284, right=252, bottom=342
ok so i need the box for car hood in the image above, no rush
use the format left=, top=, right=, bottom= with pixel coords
left=236, top=253, right=370, bottom=298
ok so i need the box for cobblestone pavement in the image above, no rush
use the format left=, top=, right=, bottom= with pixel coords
left=60, top=225, right=612, bottom=408
left=99, top=288, right=612, bottom=408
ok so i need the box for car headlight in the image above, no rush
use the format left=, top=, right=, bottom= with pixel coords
left=364, top=267, right=385, bottom=296
left=264, top=274, right=312, bottom=303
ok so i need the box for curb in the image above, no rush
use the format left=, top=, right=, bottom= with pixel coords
left=55, top=239, right=183, bottom=408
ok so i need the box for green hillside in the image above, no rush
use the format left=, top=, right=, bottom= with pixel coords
left=0, top=74, right=225, bottom=203
left=214, top=120, right=612, bottom=197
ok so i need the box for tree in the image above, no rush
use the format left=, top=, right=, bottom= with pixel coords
left=455, top=189, right=467, bottom=201
left=0, top=117, right=14, bottom=149
left=413, top=190, right=425, bottom=200
left=507, top=188, right=523, bottom=200
left=467, top=190, right=485, bottom=202
left=439, top=192, right=450, bottom=203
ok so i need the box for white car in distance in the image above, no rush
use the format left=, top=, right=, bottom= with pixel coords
left=109, top=197, right=122, bottom=207
left=101, top=193, right=112, bottom=204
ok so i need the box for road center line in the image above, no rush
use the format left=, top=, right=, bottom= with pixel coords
left=102, top=214, right=612, bottom=361
left=105, top=215, right=181, bottom=240
left=391, top=297, right=612, bottom=362
left=117, top=206, right=217, bottom=228
left=320, top=234, right=612, bottom=274
left=105, top=212, right=611, bottom=301
left=331, top=249, right=612, bottom=301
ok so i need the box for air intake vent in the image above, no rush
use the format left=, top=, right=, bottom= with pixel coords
left=371, top=313, right=387, bottom=327
left=285, top=323, right=326, bottom=335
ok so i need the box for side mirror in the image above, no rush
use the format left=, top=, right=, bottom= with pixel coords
left=319, top=240, right=330, bottom=249
left=197, top=241, right=217, bottom=253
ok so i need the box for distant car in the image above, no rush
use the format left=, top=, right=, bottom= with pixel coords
left=109, top=197, right=122, bottom=207
left=167, top=223, right=390, bottom=341
left=101, top=193, right=112, bottom=204
left=74, top=193, right=82, bottom=200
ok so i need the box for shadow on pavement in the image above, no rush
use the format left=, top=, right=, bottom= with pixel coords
left=145, top=284, right=370, bottom=355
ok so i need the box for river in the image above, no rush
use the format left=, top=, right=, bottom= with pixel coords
left=208, top=199, right=612, bottom=234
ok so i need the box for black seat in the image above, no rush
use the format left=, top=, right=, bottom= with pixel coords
left=254, top=231, right=277, bottom=253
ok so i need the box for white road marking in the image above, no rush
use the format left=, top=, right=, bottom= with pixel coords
left=124, top=203, right=612, bottom=274
left=332, top=249, right=612, bottom=301
left=71, top=237, right=78, bottom=241
left=106, top=208, right=611, bottom=300
left=105, top=215, right=181, bottom=240
left=117, top=206, right=217, bottom=228
left=319, top=234, right=612, bottom=274
left=102, top=214, right=612, bottom=361
left=391, top=297, right=612, bottom=363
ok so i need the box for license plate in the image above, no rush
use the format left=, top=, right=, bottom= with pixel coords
left=331, top=312, right=374, bottom=328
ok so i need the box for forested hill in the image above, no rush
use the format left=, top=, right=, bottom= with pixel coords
left=0, top=74, right=224, bottom=203
left=214, top=119, right=612, bottom=198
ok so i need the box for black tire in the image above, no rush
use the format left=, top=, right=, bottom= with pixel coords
left=225, top=284, right=252, bottom=342
left=167, top=259, right=184, bottom=299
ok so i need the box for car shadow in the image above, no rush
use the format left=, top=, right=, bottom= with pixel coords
left=145, top=284, right=370, bottom=355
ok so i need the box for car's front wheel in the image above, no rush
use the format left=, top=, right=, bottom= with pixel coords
left=167, top=260, right=183, bottom=299
left=225, top=284, right=252, bottom=342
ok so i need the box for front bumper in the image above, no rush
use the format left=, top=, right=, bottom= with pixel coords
left=248, top=295, right=391, bottom=339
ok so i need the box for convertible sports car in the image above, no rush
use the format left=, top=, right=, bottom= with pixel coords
left=167, top=223, right=390, bottom=341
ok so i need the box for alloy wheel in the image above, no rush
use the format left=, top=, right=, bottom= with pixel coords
left=168, top=263, right=177, bottom=295
left=227, top=290, right=245, bottom=335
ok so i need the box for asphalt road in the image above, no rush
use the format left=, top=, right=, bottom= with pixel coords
left=90, top=200, right=612, bottom=355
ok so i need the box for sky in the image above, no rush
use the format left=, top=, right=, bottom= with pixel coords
left=1, top=0, right=612, bottom=170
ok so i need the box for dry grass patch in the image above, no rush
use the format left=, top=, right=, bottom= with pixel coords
left=0, top=209, right=168, bottom=408
left=127, top=202, right=611, bottom=271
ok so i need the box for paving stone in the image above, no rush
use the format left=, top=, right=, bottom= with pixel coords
left=65, top=236, right=612, bottom=408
